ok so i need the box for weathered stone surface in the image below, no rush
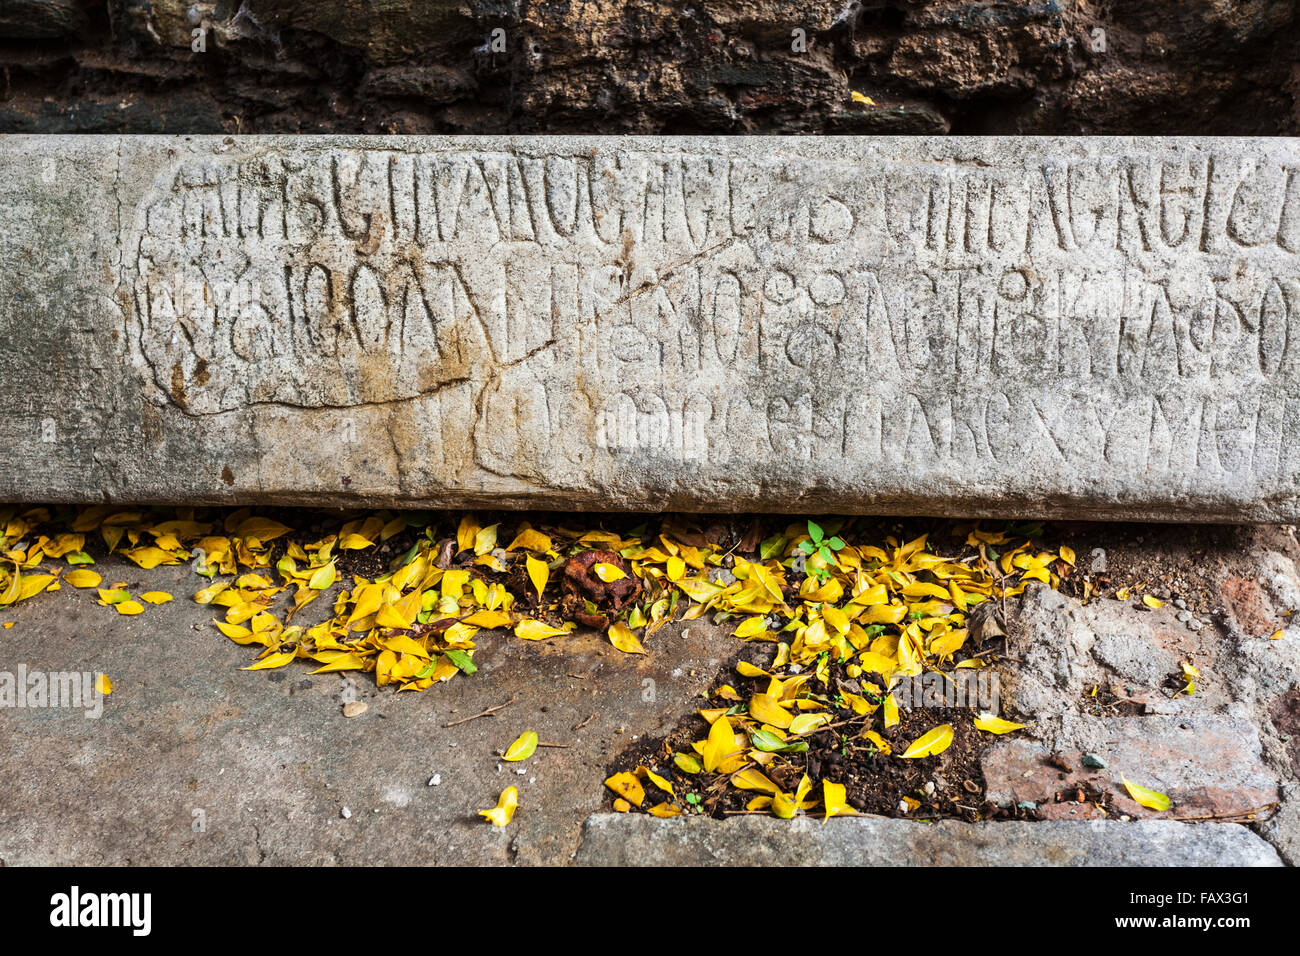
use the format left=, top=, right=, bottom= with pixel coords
left=574, top=815, right=1283, bottom=866
left=982, top=716, right=1280, bottom=822
left=6, top=135, right=1300, bottom=517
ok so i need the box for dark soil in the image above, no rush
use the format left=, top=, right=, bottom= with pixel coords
left=1053, top=521, right=1300, bottom=619
left=609, top=638, right=1036, bottom=823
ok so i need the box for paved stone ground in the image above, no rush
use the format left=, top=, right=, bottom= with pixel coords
left=1, top=528, right=1298, bottom=866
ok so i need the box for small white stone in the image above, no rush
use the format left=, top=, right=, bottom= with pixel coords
left=341, top=806, right=352, bottom=819
left=428, top=774, right=441, bottom=786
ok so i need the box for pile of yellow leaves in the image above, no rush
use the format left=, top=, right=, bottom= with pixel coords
left=2, top=509, right=1066, bottom=694
left=602, top=522, right=1070, bottom=821
left=2, top=506, right=1069, bottom=823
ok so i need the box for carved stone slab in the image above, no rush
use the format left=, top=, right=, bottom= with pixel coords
left=3, top=136, right=1299, bottom=520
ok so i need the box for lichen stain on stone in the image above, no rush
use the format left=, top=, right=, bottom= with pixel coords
left=169, top=361, right=186, bottom=408
left=221, top=465, right=235, bottom=485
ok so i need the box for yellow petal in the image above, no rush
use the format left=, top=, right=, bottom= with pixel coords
left=96, top=674, right=113, bottom=696
left=478, top=786, right=519, bottom=826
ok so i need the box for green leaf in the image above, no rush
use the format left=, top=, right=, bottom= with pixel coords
left=759, top=534, right=787, bottom=560
left=807, top=520, right=824, bottom=545
left=749, top=727, right=810, bottom=754
left=798, top=540, right=815, bottom=555
left=66, top=551, right=95, bottom=566
left=415, top=654, right=441, bottom=679
left=828, top=536, right=846, bottom=551
left=444, top=649, right=477, bottom=675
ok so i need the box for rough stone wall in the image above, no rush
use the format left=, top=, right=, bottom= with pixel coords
left=0, top=1, right=1296, bottom=135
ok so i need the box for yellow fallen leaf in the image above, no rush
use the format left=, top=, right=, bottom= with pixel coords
left=861, top=729, right=891, bottom=754
left=502, top=731, right=539, bottom=761
left=593, top=562, right=626, bottom=583
left=308, top=561, right=337, bottom=590
left=646, top=802, right=681, bottom=818
left=974, top=713, right=1027, bottom=734
left=507, top=527, right=552, bottom=553
left=234, top=517, right=293, bottom=542
left=474, top=522, right=499, bottom=556
left=526, top=554, right=548, bottom=601
left=514, top=618, right=572, bottom=641
left=898, top=723, right=953, bottom=759
left=702, top=714, right=737, bottom=772
left=1142, top=594, right=1163, bottom=609
left=1271, top=629, right=1285, bottom=640
left=64, top=569, right=102, bottom=588
left=462, top=609, right=512, bottom=629
left=883, top=692, right=899, bottom=728
left=479, top=786, right=518, bottom=826
left=456, top=515, right=480, bottom=554
left=215, top=620, right=254, bottom=642
left=788, top=712, right=832, bottom=736
left=749, top=692, right=793, bottom=729
left=121, top=546, right=177, bottom=570
left=823, top=780, right=852, bottom=821
left=640, top=766, right=675, bottom=797
left=241, top=650, right=296, bottom=670
left=114, top=600, right=144, bottom=616
left=674, top=752, right=702, bottom=774
left=1122, top=776, right=1172, bottom=812
left=339, top=533, right=374, bottom=550
left=851, top=90, right=875, bottom=105
left=139, top=591, right=173, bottom=605
left=605, top=771, right=645, bottom=806
left=96, top=674, right=113, bottom=695
left=608, top=621, right=646, bottom=654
